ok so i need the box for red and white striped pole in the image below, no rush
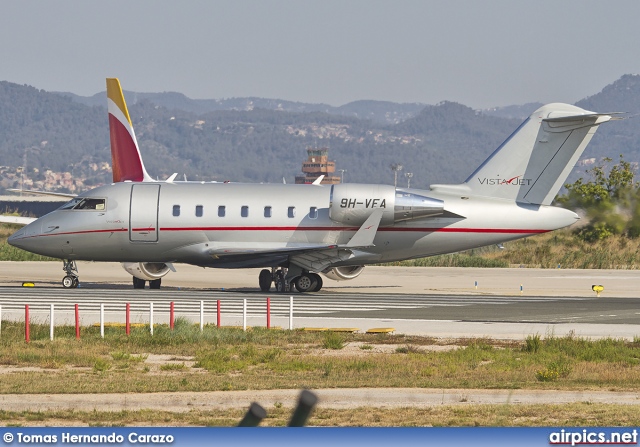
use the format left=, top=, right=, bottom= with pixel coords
left=266, top=297, right=271, bottom=329
left=25, top=305, right=30, bottom=343
left=217, top=300, right=221, bottom=328
left=126, top=303, right=131, bottom=336
left=170, top=301, right=175, bottom=330
left=74, top=304, right=80, bottom=340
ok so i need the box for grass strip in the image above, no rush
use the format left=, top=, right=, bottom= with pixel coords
left=1, top=403, right=640, bottom=427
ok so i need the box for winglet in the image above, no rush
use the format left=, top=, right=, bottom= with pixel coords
left=346, top=209, right=383, bottom=248
left=106, top=78, right=153, bottom=183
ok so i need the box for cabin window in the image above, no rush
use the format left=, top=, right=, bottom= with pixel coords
left=172, top=205, right=180, bottom=217
left=288, top=206, right=296, bottom=218
left=241, top=206, right=249, bottom=218
left=218, top=206, right=225, bottom=217
left=264, top=206, right=272, bottom=218
left=195, top=205, right=203, bottom=217
left=309, top=207, right=318, bottom=219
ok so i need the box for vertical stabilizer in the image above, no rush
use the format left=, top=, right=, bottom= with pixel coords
left=106, top=78, right=153, bottom=183
left=432, top=104, right=612, bottom=205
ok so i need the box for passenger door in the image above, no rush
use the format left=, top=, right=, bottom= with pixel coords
left=129, top=184, right=160, bottom=242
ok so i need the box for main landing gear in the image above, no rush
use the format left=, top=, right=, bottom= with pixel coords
left=62, top=260, right=79, bottom=288
left=258, top=268, right=323, bottom=293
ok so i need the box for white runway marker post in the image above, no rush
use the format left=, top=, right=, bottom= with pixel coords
left=200, top=300, right=204, bottom=332
left=289, top=296, right=293, bottom=330
left=100, top=303, right=104, bottom=339
left=149, top=302, right=154, bottom=336
left=50, top=304, right=54, bottom=341
left=243, top=298, right=247, bottom=331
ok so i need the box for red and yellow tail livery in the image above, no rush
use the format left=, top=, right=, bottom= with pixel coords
left=106, top=78, right=152, bottom=183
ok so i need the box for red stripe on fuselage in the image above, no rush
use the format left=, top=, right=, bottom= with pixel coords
left=160, top=226, right=548, bottom=234
left=13, top=226, right=550, bottom=240
left=14, top=228, right=129, bottom=239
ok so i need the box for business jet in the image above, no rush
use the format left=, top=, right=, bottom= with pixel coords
left=5, top=79, right=615, bottom=292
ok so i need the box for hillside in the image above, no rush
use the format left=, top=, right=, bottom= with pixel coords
left=1, top=75, right=639, bottom=193
left=57, top=91, right=425, bottom=125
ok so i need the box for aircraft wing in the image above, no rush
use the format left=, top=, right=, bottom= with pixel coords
left=207, top=242, right=338, bottom=257
left=207, top=243, right=374, bottom=273
left=207, top=210, right=384, bottom=271
left=0, top=215, right=37, bottom=225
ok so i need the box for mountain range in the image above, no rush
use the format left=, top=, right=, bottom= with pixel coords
left=1, top=75, right=640, bottom=193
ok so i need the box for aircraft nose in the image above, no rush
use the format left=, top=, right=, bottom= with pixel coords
left=7, top=229, right=28, bottom=249
left=7, top=220, right=43, bottom=252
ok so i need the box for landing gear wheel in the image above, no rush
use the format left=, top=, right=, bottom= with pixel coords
left=61, top=260, right=79, bottom=289
left=310, top=273, right=323, bottom=292
left=275, top=271, right=286, bottom=293
left=259, top=269, right=272, bottom=292
left=133, top=277, right=146, bottom=289
left=294, top=274, right=317, bottom=293
left=149, top=278, right=161, bottom=289
left=62, top=275, right=77, bottom=289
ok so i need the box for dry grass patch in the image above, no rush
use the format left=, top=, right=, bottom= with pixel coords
left=0, top=322, right=639, bottom=393
left=1, top=403, right=640, bottom=427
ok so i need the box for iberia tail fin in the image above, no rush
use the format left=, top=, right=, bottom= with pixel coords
left=106, top=78, right=153, bottom=182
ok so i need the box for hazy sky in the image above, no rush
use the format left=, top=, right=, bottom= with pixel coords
left=2, top=0, right=639, bottom=108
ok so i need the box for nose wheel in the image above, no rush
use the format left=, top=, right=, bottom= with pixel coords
left=62, top=260, right=79, bottom=288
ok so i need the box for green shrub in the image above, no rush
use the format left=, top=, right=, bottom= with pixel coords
left=524, top=335, right=541, bottom=353
left=323, top=332, right=345, bottom=350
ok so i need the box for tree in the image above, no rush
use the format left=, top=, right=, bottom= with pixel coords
left=559, top=155, right=637, bottom=241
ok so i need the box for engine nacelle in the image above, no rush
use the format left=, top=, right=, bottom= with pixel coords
left=330, top=184, right=396, bottom=226
left=322, top=265, right=365, bottom=281
left=330, top=184, right=444, bottom=226
left=122, top=262, right=172, bottom=281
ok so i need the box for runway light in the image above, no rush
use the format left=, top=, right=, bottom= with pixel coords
left=592, top=285, right=604, bottom=297
left=21, top=282, right=35, bottom=287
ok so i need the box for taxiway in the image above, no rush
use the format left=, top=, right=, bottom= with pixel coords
left=1, top=262, right=639, bottom=340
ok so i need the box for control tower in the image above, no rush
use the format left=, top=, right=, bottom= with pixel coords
left=294, top=148, right=341, bottom=185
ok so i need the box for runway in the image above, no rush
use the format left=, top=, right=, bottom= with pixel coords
left=1, top=284, right=639, bottom=340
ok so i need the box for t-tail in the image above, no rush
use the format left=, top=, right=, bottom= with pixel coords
left=431, top=103, right=615, bottom=205
left=106, top=78, right=153, bottom=183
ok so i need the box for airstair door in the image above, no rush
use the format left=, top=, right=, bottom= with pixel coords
left=129, top=184, right=160, bottom=242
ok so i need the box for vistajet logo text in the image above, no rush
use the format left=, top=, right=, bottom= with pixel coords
left=477, top=175, right=532, bottom=186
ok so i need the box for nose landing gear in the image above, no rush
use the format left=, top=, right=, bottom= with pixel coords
left=62, top=260, right=79, bottom=288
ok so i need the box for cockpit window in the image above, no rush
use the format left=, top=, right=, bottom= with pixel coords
left=58, top=198, right=82, bottom=210
left=58, top=198, right=106, bottom=211
left=76, top=198, right=105, bottom=210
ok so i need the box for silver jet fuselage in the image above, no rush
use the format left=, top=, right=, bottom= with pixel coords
left=9, top=181, right=578, bottom=268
